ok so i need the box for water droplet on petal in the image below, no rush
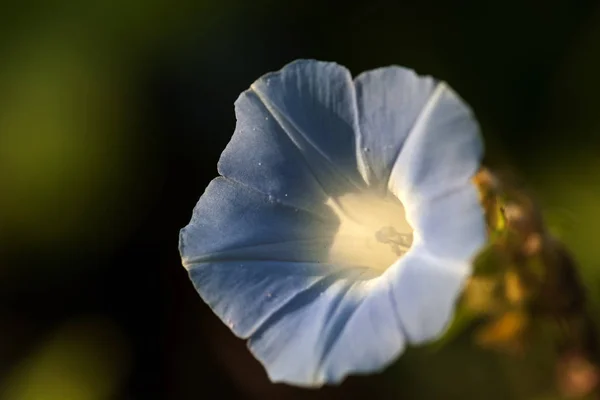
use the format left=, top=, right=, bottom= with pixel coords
left=363, top=147, right=370, bottom=152
left=265, top=116, right=269, bottom=121
left=258, top=162, right=262, bottom=166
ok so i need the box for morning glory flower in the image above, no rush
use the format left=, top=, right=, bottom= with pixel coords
left=179, top=59, right=486, bottom=387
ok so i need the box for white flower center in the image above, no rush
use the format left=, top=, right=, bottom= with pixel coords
left=325, top=191, right=413, bottom=271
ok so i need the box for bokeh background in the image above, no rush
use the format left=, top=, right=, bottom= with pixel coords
left=2, top=0, right=600, bottom=398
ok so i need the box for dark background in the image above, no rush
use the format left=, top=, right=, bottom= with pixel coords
left=2, top=0, right=600, bottom=398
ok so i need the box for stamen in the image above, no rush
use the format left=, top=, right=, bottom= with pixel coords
left=325, top=192, right=413, bottom=271
left=375, top=226, right=413, bottom=256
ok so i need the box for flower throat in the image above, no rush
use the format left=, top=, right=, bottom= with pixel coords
left=325, top=191, right=413, bottom=271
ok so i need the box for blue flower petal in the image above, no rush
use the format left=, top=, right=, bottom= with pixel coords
left=246, top=271, right=373, bottom=386
left=218, top=60, right=366, bottom=208
left=180, top=177, right=337, bottom=267
left=354, top=67, right=437, bottom=192
left=190, top=259, right=367, bottom=342
left=180, top=177, right=346, bottom=341
left=413, top=183, right=486, bottom=262
left=384, top=81, right=483, bottom=206
left=385, top=243, right=471, bottom=343
left=181, top=177, right=400, bottom=386
left=314, top=278, right=406, bottom=384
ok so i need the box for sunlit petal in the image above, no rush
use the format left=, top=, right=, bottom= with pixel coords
left=218, top=59, right=366, bottom=207
left=180, top=177, right=337, bottom=266
left=354, top=66, right=437, bottom=191
left=315, top=278, right=406, bottom=384
left=385, top=243, right=471, bottom=343
left=387, top=82, right=483, bottom=207
left=412, top=183, right=486, bottom=262
left=246, top=269, right=373, bottom=386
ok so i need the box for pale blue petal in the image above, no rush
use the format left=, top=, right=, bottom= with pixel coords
left=180, top=178, right=404, bottom=386
left=246, top=273, right=408, bottom=386
left=189, top=260, right=367, bottom=341
left=385, top=243, right=471, bottom=343
left=386, top=81, right=483, bottom=206
left=179, top=177, right=337, bottom=266
left=351, top=66, right=485, bottom=346
left=218, top=59, right=366, bottom=208
left=246, top=272, right=370, bottom=386
left=180, top=176, right=350, bottom=341
left=181, top=176, right=408, bottom=386
left=315, top=278, right=406, bottom=383
left=354, top=67, right=437, bottom=191
left=412, top=183, right=486, bottom=262
left=193, top=256, right=402, bottom=386
left=217, top=91, right=328, bottom=214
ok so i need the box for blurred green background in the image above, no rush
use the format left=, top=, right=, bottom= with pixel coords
left=1, top=0, right=600, bottom=398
